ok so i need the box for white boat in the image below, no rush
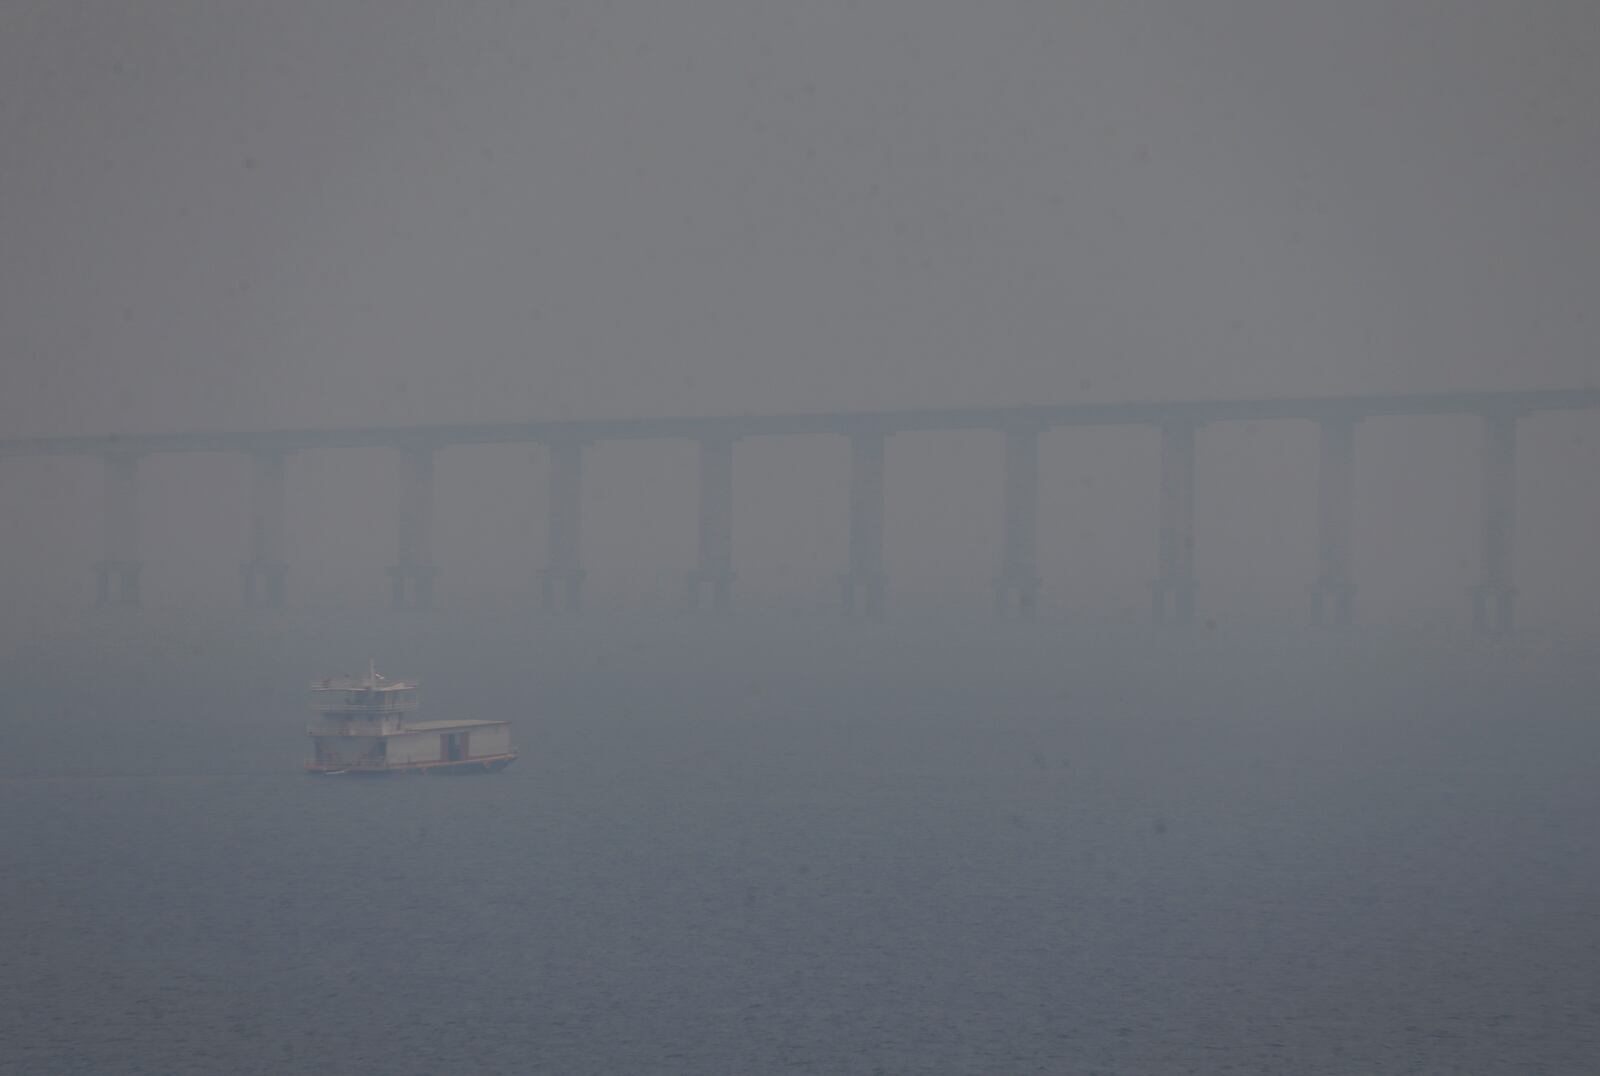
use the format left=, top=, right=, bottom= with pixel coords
left=304, top=662, right=516, bottom=776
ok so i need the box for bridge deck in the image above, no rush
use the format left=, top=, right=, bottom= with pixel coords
left=2, top=389, right=1597, bottom=457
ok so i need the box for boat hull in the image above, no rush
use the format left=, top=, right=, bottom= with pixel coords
left=305, top=753, right=517, bottom=776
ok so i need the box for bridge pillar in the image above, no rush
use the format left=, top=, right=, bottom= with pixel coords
left=387, top=444, right=437, bottom=611
left=240, top=450, right=288, bottom=609
left=540, top=440, right=585, bottom=614
left=1151, top=420, right=1197, bottom=625
left=1310, top=416, right=1357, bottom=627
left=686, top=435, right=735, bottom=612
left=1472, top=411, right=1517, bottom=634
left=994, top=424, right=1041, bottom=618
left=841, top=430, right=887, bottom=618
left=96, top=452, right=142, bottom=607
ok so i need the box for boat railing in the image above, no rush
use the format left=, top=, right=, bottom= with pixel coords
left=307, top=700, right=417, bottom=714
left=305, top=723, right=401, bottom=736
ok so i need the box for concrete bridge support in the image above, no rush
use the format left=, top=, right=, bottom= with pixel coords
left=994, top=425, right=1041, bottom=618
left=1310, top=417, right=1357, bottom=627
left=686, top=435, right=735, bottom=611
left=540, top=440, right=585, bottom=614
left=387, top=445, right=437, bottom=611
left=1472, top=411, right=1517, bottom=634
left=841, top=430, right=887, bottom=618
left=96, top=452, right=141, bottom=607
left=1151, top=420, right=1197, bottom=625
left=240, top=450, right=288, bottom=608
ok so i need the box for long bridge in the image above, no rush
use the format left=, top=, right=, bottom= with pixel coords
left=4, top=387, right=1596, bottom=631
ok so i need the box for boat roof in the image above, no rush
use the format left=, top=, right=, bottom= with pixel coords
left=311, top=677, right=416, bottom=692
left=311, top=661, right=416, bottom=693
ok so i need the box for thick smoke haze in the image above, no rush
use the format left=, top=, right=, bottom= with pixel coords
left=4, top=3, right=1598, bottom=432
left=3, top=5, right=1600, bottom=1074
left=1, top=2, right=1598, bottom=628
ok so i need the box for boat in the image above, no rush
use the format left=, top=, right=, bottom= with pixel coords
left=305, top=661, right=516, bottom=775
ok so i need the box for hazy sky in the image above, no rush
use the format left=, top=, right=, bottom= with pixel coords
left=8, top=13, right=1600, bottom=1069
left=0, top=2, right=1597, bottom=627
left=2, top=1, right=1596, bottom=437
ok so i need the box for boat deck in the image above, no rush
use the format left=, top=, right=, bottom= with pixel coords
left=390, top=719, right=509, bottom=733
